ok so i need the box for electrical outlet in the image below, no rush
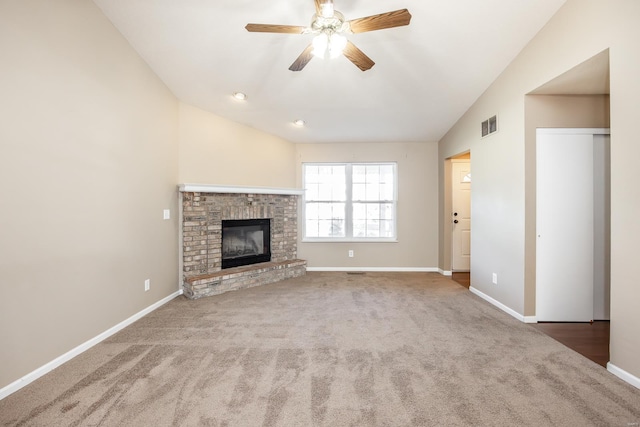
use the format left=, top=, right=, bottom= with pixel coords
left=348, top=250, right=354, bottom=258
left=492, top=273, right=498, bottom=285
left=144, top=279, right=150, bottom=291
left=163, top=209, right=170, bottom=220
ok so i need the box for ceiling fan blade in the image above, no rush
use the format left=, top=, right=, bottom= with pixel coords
left=245, top=23, right=306, bottom=34
left=314, top=0, right=322, bottom=15
left=343, top=41, right=375, bottom=71
left=348, top=9, right=412, bottom=34
left=289, top=44, right=315, bottom=71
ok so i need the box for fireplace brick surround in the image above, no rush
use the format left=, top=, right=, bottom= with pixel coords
left=179, top=185, right=306, bottom=299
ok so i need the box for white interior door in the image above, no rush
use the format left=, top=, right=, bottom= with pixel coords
left=452, top=160, right=471, bottom=271
left=536, top=128, right=608, bottom=322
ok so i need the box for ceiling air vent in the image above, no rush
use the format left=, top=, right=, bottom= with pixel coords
left=481, top=115, right=498, bottom=138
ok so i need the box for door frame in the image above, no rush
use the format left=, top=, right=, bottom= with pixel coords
left=443, top=152, right=471, bottom=275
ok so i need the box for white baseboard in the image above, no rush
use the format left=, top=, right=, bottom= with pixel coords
left=469, top=286, right=528, bottom=322
left=0, top=289, right=183, bottom=401
left=607, top=362, right=640, bottom=390
left=305, top=268, right=456, bottom=277
left=306, top=267, right=439, bottom=273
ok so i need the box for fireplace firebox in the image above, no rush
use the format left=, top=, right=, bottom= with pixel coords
left=222, top=219, right=271, bottom=269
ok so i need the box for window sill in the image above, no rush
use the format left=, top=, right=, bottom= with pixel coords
left=301, top=238, right=398, bottom=243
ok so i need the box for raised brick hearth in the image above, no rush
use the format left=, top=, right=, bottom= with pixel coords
left=179, top=185, right=306, bottom=299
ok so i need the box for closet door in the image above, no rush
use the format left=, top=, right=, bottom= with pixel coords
left=536, top=129, right=601, bottom=322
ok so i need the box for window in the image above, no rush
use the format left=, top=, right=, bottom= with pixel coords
left=303, top=163, right=397, bottom=241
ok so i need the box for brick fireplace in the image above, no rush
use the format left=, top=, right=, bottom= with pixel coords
left=178, top=184, right=306, bottom=299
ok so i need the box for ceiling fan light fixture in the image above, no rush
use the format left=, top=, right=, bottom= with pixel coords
left=329, top=33, right=347, bottom=58
left=312, top=32, right=346, bottom=59
left=320, top=0, right=334, bottom=18
left=245, top=2, right=412, bottom=72
left=311, top=32, right=328, bottom=58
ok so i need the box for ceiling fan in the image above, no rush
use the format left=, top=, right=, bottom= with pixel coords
left=245, top=0, right=411, bottom=72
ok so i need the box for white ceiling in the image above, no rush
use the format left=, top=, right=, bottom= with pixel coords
left=93, top=0, right=567, bottom=144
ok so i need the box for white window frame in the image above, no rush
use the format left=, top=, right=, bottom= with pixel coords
left=302, top=162, right=398, bottom=242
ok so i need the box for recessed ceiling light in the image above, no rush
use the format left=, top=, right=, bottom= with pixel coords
left=293, top=119, right=305, bottom=127
left=233, top=92, right=247, bottom=101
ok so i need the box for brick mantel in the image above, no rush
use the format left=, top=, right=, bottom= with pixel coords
left=178, top=183, right=304, bottom=196
left=177, top=184, right=306, bottom=299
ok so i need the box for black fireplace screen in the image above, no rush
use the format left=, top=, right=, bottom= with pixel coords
left=221, top=219, right=271, bottom=269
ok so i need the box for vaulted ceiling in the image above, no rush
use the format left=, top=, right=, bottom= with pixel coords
left=93, top=0, right=567, bottom=144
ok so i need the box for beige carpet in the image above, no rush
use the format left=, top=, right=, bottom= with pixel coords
left=1, top=272, right=639, bottom=426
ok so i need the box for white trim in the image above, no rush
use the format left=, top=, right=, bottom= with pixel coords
left=0, top=290, right=182, bottom=401
left=306, top=267, right=439, bottom=273
left=302, top=238, right=398, bottom=243
left=439, top=269, right=453, bottom=276
left=469, top=286, right=527, bottom=322
left=178, top=192, right=184, bottom=293
left=523, top=316, right=538, bottom=324
left=536, top=127, right=610, bottom=135
left=607, top=363, right=640, bottom=390
left=178, top=183, right=304, bottom=195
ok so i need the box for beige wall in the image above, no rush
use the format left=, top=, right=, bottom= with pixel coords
left=0, top=1, right=179, bottom=390
left=524, top=95, right=610, bottom=315
left=439, top=0, right=640, bottom=379
left=178, top=103, right=296, bottom=187
left=296, top=142, right=439, bottom=269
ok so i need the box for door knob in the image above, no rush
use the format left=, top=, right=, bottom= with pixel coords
left=454, top=220, right=459, bottom=224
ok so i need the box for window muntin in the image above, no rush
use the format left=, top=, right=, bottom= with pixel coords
left=303, top=163, right=397, bottom=241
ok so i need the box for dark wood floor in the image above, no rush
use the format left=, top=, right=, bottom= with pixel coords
left=531, top=321, right=609, bottom=367
left=451, top=272, right=470, bottom=288
left=450, top=272, right=609, bottom=367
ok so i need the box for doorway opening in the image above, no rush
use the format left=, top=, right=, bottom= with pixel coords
left=525, top=49, right=611, bottom=367
left=533, top=128, right=610, bottom=367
